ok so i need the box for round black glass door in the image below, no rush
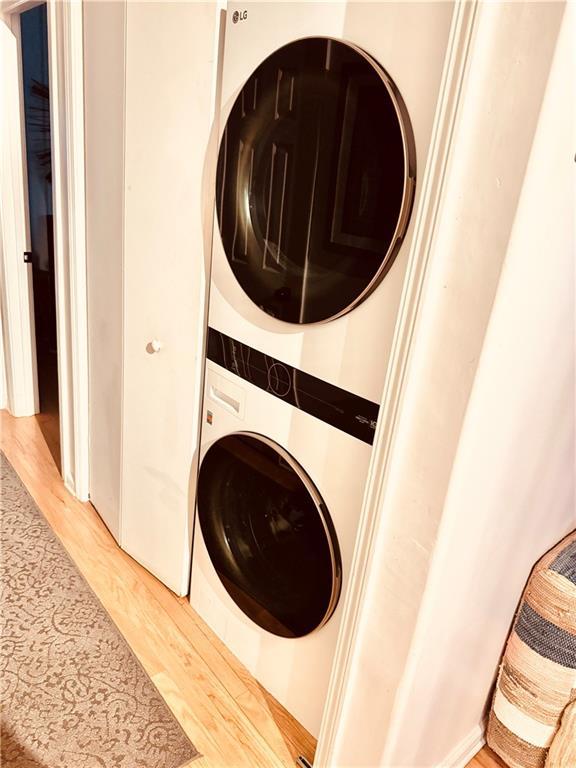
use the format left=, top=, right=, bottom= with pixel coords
left=197, top=433, right=342, bottom=638
left=216, top=37, right=416, bottom=324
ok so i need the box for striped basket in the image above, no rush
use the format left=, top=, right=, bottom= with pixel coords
left=487, top=531, right=576, bottom=768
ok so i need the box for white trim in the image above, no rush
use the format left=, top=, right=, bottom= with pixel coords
left=118, top=0, right=127, bottom=543
left=0, top=296, right=8, bottom=410
left=65, top=0, right=89, bottom=501
left=0, top=14, right=38, bottom=417
left=437, top=724, right=486, bottom=768
left=315, top=2, right=479, bottom=765
left=47, top=1, right=71, bottom=487
left=46, top=0, right=90, bottom=500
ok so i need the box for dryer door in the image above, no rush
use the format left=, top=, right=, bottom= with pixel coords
left=216, top=37, right=415, bottom=324
left=197, top=433, right=342, bottom=638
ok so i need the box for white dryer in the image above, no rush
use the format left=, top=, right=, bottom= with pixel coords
left=191, top=0, right=455, bottom=739
left=208, top=0, right=455, bottom=402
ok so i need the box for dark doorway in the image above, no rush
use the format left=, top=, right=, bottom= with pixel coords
left=21, top=3, right=60, bottom=469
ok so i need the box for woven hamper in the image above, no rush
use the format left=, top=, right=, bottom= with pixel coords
left=487, top=531, right=576, bottom=768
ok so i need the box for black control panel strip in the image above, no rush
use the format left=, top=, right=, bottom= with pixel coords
left=207, top=328, right=379, bottom=445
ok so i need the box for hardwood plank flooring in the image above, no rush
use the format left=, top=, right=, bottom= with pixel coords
left=1, top=408, right=502, bottom=768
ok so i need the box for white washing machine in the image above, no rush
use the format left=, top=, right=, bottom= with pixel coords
left=191, top=0, right=455, bottom=738
left=191, top=342, right=376, bottom=736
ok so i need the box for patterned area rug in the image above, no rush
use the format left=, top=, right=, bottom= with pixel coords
left=0, top=452, right=199, bottom=768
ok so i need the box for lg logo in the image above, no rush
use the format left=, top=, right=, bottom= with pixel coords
left=232, top=9, right=248, bottom=23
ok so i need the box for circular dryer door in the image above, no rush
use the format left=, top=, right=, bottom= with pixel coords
left=197, top=433, right=342, bottom=638
left=216, top=37, right=416, bottom=324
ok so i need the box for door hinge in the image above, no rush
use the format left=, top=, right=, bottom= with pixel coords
left=23, top=251, right=33, bottom=264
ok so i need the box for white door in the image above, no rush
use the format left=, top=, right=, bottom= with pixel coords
left=84, top=1, right=221, bottom=595
left=0, top=15, right=39, bottom=418
left=119, top=1, right=219, bottom=595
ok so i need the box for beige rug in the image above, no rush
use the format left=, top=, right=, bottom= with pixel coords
left=0, top=452, right=199, bottom=768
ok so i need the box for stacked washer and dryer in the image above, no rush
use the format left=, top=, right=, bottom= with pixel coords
left=190, top=1, right=454, bottom=739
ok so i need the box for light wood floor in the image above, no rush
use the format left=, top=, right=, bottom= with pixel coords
left=0, top=409, right=505, bottom=768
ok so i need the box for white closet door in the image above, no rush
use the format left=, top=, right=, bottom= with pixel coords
left=121, top=2, right=218, bottom=595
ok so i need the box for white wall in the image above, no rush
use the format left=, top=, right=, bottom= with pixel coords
left=386, top=4, right=575, bottom=764
left=327, top=3, right=573, bottom=767
left=84, top=1, right=218, bottom=592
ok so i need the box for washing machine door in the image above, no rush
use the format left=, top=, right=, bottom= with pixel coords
left=216, top=37, right=415, bottom=324
left=197, top=433, right=342, bottom=638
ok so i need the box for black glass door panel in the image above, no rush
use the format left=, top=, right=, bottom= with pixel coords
left=197, top=433, right=342, bottom=638
left=216, top=37, right=416, bottom=324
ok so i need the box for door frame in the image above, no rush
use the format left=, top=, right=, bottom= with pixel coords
left=0, top=0, right=89, bottom=501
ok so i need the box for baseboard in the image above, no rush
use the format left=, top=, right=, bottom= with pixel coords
left=437, top=723, right=486, bottom=768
